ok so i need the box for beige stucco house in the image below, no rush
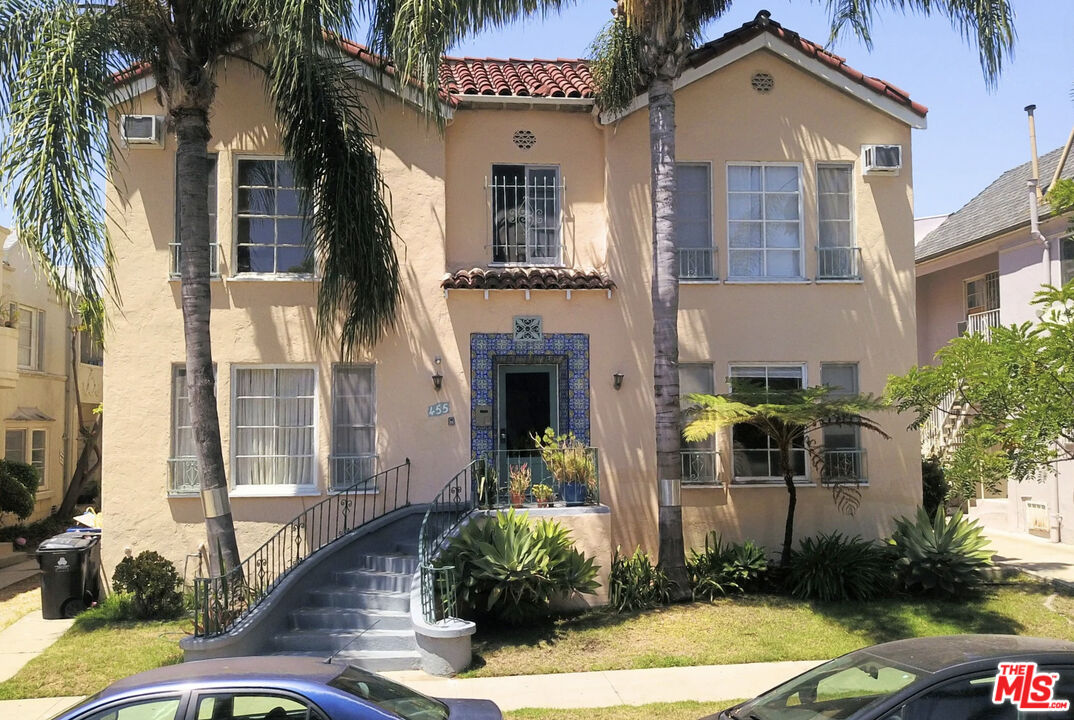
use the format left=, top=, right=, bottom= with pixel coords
left=103, top=13, right=924, bottom=591
left=0, top=227, right=102, bottom=524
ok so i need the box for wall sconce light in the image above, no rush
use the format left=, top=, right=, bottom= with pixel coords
left=613, top=372, right=624, bottom=391
left=432, top=356, right=443, bottom=391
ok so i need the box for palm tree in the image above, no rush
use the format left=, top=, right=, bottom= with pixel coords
left=0, top=0, right=568, bottom=576
left=588, top=0, right=1014, bottom=598
left=684, top=387, right=890, bottom=567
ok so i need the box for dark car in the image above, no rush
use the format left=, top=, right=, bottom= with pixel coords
left=706, top=635, right=1074, bottom=720
left=49, top=656, right=501, bottom=720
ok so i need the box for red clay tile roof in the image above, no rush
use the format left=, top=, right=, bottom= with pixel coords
left=442, top=268, right=615, bottom=291
left=439, top=57, right=594, bottom=98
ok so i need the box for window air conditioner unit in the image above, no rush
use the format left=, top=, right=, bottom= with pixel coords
left=956, top=320, right=968, bottom=336
left=120, top=115, right=164, bottom=147
left=862, top=144, right=902, bottom=175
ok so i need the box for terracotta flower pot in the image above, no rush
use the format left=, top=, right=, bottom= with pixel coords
left=510, top=492, right=525, bottom=507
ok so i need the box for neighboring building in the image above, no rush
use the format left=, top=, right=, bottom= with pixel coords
left=914, top=214, right=948, bottom=245
left=0, top=228, right=102, bottom=523
left=104, top=13, right=924, bottom=583
left=916, top=145, right=1074, bottom=541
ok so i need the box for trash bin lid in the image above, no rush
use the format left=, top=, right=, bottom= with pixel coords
left=37, top=534, right=97, bottom=552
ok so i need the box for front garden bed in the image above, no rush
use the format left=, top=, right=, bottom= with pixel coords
left=465, top=578, right=1074, bottom=678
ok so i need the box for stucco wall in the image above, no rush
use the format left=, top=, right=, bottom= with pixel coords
left=102, top=45, right=923, bottom=574
left=915, top=252, right=997, bottom=366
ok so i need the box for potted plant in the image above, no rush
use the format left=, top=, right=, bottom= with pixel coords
left=534, top=428, right=596, bottom=506
left=508, top=463, right=530, bottom=508
left=531, top=483, right=555, bottom=508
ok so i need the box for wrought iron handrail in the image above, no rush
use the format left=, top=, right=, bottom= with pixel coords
left=191, top=459, right=411, bottom=638
left=418, top=458, right=483, bottom=624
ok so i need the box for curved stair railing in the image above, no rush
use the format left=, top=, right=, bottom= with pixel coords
left=418, top=458, right=484, bottom=623
left=192, top=459, right=411, bottom=638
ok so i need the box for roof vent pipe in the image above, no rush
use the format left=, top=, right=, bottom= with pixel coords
left=1049, top=125, right=1074, bottom=194
left=1026, top=105, right=1042, bottom=198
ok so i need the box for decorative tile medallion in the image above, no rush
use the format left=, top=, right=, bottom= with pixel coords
left=513, top=316, right=543, bottom=343
left=470, top=333, right=590, bottom=458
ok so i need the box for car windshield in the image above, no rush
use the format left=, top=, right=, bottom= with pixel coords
left=329, top=665, right=449, bottom=720
left=731, top=652, right=923, bottom=720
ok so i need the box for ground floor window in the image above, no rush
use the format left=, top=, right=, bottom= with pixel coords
left=820, top=363, right=864, bottom=481
left=729, top=364, right=805, bottom=483
left=679, top=363, right=717, bottom=484
left=4, top=427, right=45, bottom=484
left=233, top=367, right=316, bottom=487
left=331, top=365, right=376, bottom=491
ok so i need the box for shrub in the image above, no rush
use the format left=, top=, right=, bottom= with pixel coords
left=0, top=459, right=39, bottom=521
left=609, top=546, right=671, bottom=613
left=687, top=533, right=768, bottom=600
left=112, top=551, right=184, bottom=620
left=889, top=507, right=993, bottom=596
left=438, top=509, right=599, bottom=624
left=786, top=532, right=889, bottom=601
left=922, top=456, right=949, bottom=518
left=0, top=512, right=70, bottom=546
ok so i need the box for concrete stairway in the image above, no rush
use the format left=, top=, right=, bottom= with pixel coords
left=0, top=545, right=39, bottom=592
left=272, top=513, right=423, bottom=671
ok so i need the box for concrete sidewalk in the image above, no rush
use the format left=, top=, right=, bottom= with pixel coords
left=0, top=612, right=73, bottom=683
left=0, top=660, right=821, bottom=719
left=986, top=528, right=1074, bottom=585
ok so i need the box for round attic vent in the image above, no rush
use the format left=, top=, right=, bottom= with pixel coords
left=513, top=129, right=537, bottom=150
left=751, top=72, right=774, bottom=93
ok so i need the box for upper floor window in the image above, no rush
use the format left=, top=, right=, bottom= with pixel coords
left=676, top=164, right=715, bottom=280
left=727, top=164, right=802, bottom=280
left=965, top=271, right=999, bottom=314
left=490, top=164, right=562, bottom=265
left=729, top=364, right=805, bottom=482
left=171, top=153, right=218, bottom=277
left=235, top=158, right=313, bottom=275
left=13, top=304, right=43, bottom=370
left=816, top=164, right=860, bottom=280
left=1061, top=236, right=1074, bottom=286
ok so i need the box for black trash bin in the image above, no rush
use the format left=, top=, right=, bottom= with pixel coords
left=37, top=532, right=102, bottom=619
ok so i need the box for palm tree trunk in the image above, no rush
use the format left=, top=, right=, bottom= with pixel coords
left=174, top=108, right=241, bottom=577
left=649, top=74, right=690, bottom=600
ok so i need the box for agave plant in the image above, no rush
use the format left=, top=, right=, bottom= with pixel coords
left=437, top=509, right=599, bottom=624
left=889, top=508, right=994, bottom=596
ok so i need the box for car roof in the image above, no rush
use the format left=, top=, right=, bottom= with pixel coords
left=856, top=635, right=1074, bottom=674
left=99, top=656, right=343, bottom=699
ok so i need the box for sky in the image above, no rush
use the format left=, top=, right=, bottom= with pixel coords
left=445, top=0, right=1074, bottom=219
left=0, top=1, right=1070, bottom=226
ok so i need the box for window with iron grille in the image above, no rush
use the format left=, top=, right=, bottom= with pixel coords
left=676, top=164, right=715, bottom=280
left=171, top=153, right=218, bottom=277
left=490, top=164, right=562, bottom=265
left=820, top=363, right=864, bottom=481
left=729, top=365, right=806, bottom=482
left=235, top=158, right=314, bottom=275
left=680, top=363, right=717, bottom=484
left=331, top=365, right=376, bottom=492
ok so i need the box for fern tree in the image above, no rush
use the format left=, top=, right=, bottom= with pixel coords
left=684, top=387, right=890, bottom=567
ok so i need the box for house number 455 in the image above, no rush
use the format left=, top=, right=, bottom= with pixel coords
left=427, top=402, right=450, bottom=417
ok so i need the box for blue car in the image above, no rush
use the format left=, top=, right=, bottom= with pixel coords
left=49, top=656, right=502, bottom=720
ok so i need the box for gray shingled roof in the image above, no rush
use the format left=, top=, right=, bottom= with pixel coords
left=916, top=145, right=1074, bottom=262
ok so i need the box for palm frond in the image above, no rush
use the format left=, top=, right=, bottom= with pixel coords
left=0, top=0, right=124, bottom=311
left=258, top=5, right=399, bottom=355
left=683, top=0, right=733, bottom=44
left=589, top=15, right=642, bottom=116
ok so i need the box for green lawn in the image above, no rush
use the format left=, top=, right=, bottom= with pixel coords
left=0, top=618, right=187, bottom=699
left=467, top=579, right=1074, bottom=677
left=506, top=701, right=742, bottom=720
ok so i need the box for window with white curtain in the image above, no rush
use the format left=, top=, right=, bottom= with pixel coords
left=331, top=366, right=376, bottom=491
left=727, top=164, right=802, bottom=279
left=233, top=367, right=316, bottom=487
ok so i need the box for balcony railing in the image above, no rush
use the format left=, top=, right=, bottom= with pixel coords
left=816, top=246, right=862, bottom=280
left=820, top=448, right=867, bottom=483
left=679, top=248, right=717, bottom=280
left=681, top=449, right=720, bottom=485
left=168, top=457, right=200, bottom=495
left=484, top=448, right=600, bottom=507
left=965, top=309, right=1000, bottom=340
left=330, top=454, right=377, bottom=493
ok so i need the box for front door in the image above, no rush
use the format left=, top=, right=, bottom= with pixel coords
left=497, top=364, right=558, bottom=453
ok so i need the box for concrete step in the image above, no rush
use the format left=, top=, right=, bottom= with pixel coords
left=275, top=628, right=417, bottom=654
left=276, top=649, right=422, bottom=672
left=306, top=587, right=411, bottom=612
left=333, top=569, right=413, bottom=593
left=289, top=607, right=412, bottom=631
left=0, top=547, right=29, bottom=571
left=356, top=554, right=418, bottom=575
